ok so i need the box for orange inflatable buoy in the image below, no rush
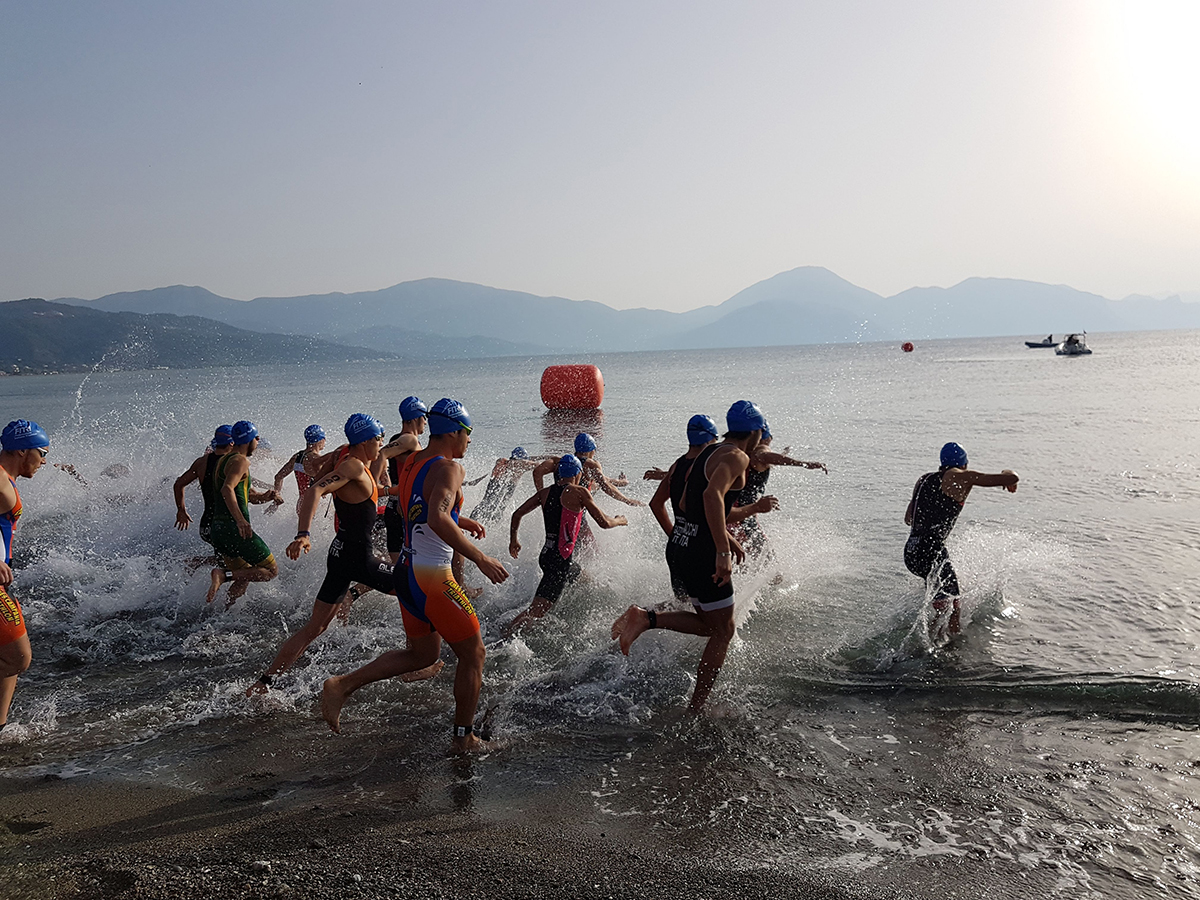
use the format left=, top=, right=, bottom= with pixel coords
left=902, top=342, right=914, bottom=353
left=541, top=365, right=604, bottom=410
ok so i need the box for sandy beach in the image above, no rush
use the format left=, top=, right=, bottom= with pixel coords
left=0, top=752, right=903, bottom=900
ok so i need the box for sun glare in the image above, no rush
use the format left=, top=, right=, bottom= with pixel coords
left=1108, top=1, right=1200, bottom=173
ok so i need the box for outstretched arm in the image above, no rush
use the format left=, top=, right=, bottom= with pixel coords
left=287, top=458, right=363, bottom=558
left=586, top=460, right=644, bottom=506
left=272, top=454, right=294, bottom=493
left=578, top=489, right=628, bottom=530
left=753, top=449, right=827, bottom=473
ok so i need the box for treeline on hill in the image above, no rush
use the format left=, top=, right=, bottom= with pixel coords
left=0, top=299, right=393, bottom=374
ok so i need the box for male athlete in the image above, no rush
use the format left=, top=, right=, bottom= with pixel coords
left=174, top=425, right=234, bottom=564
left=507, top=453, right=627, bottom=633
left=377, top=396, right=428, bottom=564
left=320, top=398, right=509, bottom=753
left=0, top=420, right=50, bottom=729
left=612, top=401, right=765, bottom=711
left=905, top=442, right=1019, bottom=640
left=206, top=420, right=280, bottom=607
left=646, top=414, right=752, bottom=600
left=273, top=424, right=328, bottom=511
left=247, top=414, right=439, bottom=694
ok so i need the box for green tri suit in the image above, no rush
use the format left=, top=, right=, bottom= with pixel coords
left=209, top=453, right=274, bottom=567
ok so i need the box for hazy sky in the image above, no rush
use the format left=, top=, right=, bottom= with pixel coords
left=2, top=1, right=1197, bottom=310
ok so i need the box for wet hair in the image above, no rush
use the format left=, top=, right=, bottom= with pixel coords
left=723, top=430, right=754, bottom=440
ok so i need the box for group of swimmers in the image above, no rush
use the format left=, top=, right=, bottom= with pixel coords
left=0, top=401, right=1018, bottom=749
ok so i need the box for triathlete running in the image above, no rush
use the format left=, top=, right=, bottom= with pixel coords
left=0, top=420, right=50, bottom=729
left=320, top=398, right=509, bottom=753
left=273, top=424, right=329, bottom=512
left=904, top=442, right=1018, bottom=641
left=612, top=401, right=765, bottom=711
left=174, top=424, right=234, bottom=567
left=248, top=414, right=441, bottom=694
left=206, top=421, right=280, bottom=608
left=506, top=453, right=627, bottom=634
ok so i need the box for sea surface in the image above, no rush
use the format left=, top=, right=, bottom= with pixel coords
left=2, top=331, right=1199, bottom=898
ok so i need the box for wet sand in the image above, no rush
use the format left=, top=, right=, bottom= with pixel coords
left=0, top=771, right=904, bottom=900
left=0, top=708, right=912, bottom=900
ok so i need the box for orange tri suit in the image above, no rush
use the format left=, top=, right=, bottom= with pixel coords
left=0, top=464, right=28, bottom=647
left=392, top=454, right=479, bottom=644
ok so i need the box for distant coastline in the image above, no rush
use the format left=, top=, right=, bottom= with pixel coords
left=6, top=267, right=1200, bottom=374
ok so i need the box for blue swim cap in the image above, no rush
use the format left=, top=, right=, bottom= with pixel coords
left=761, top=421, right=772, bottom=441
left=574, top=432, right=597, bottom=454
left=211, top=424, right=234, bottom=448
left=344, top=413, right=384, bottom=445
left=304, top=424, right=326, bottom=445
left=428, top=398, right=472, bottom=435
left=511, top=446, right=529, bottom=460
left=557, top=453, right=584, bottom=479
left=686, top=414, right=719, bottom=446
left=726, top=400, right=766, bottom=433
left=940, top=442, right=968, bottom=469
left=231, top=421, right=258, bottom=445
left=1, top=419, right=49, bottom=451
left=399, top=396, right=428, bottom=421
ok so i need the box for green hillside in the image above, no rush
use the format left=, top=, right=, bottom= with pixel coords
left=0, top=299, right=392, bottom=374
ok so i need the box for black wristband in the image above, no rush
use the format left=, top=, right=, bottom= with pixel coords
left=258, top=674, right=273, bottom=687
left=295, top=531, right=310, bottom=539
left=454, top=724, right=473, bottom=739
left=647, top=609, right=657, bottom=629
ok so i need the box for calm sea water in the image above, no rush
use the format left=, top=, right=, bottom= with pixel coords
left=2, top=331, right=1199, bottom=898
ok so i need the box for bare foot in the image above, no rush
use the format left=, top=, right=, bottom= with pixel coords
left=611, top=605, right=650, bottom=656
left=320, top=676, right=349, bottom=734
left=206, top=568, right=226, bottom=604
left=450, top=733, right=494, bottom=755
left=400, top=659, right=445, bottom=683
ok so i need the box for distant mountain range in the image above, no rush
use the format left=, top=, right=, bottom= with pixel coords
left=5, top=267, right=1199, bottom=371
left=0, top=299, right=393, bottom=374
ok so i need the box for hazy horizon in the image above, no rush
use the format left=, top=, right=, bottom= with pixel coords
left=3, top=2, right=1198, bottom=311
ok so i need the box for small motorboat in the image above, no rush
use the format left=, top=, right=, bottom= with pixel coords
left=1025, top=334, right=1056, bottom=348
left=1055, top=333, right=1092, bottom=356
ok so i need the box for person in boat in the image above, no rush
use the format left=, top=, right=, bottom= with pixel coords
left=319, top=398, right=510, bottom=753
left=612, top=401, right=766, bottom=712
left=728, top=421, right=827, bottom=559
left=467, top=447, right=556, bottom=523
left=904, top=442, right=1018, bottom=641
left=0, top=420, right=51, bottom=730
left=246, top=414, right=440, bottom=695
left=272, top=425, right=329, bottom=512
left=174, top=425, right=235, bottom=567
left=506, top=453, right=628, bottom=634
left=205, top=421, right=281, bottom=608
